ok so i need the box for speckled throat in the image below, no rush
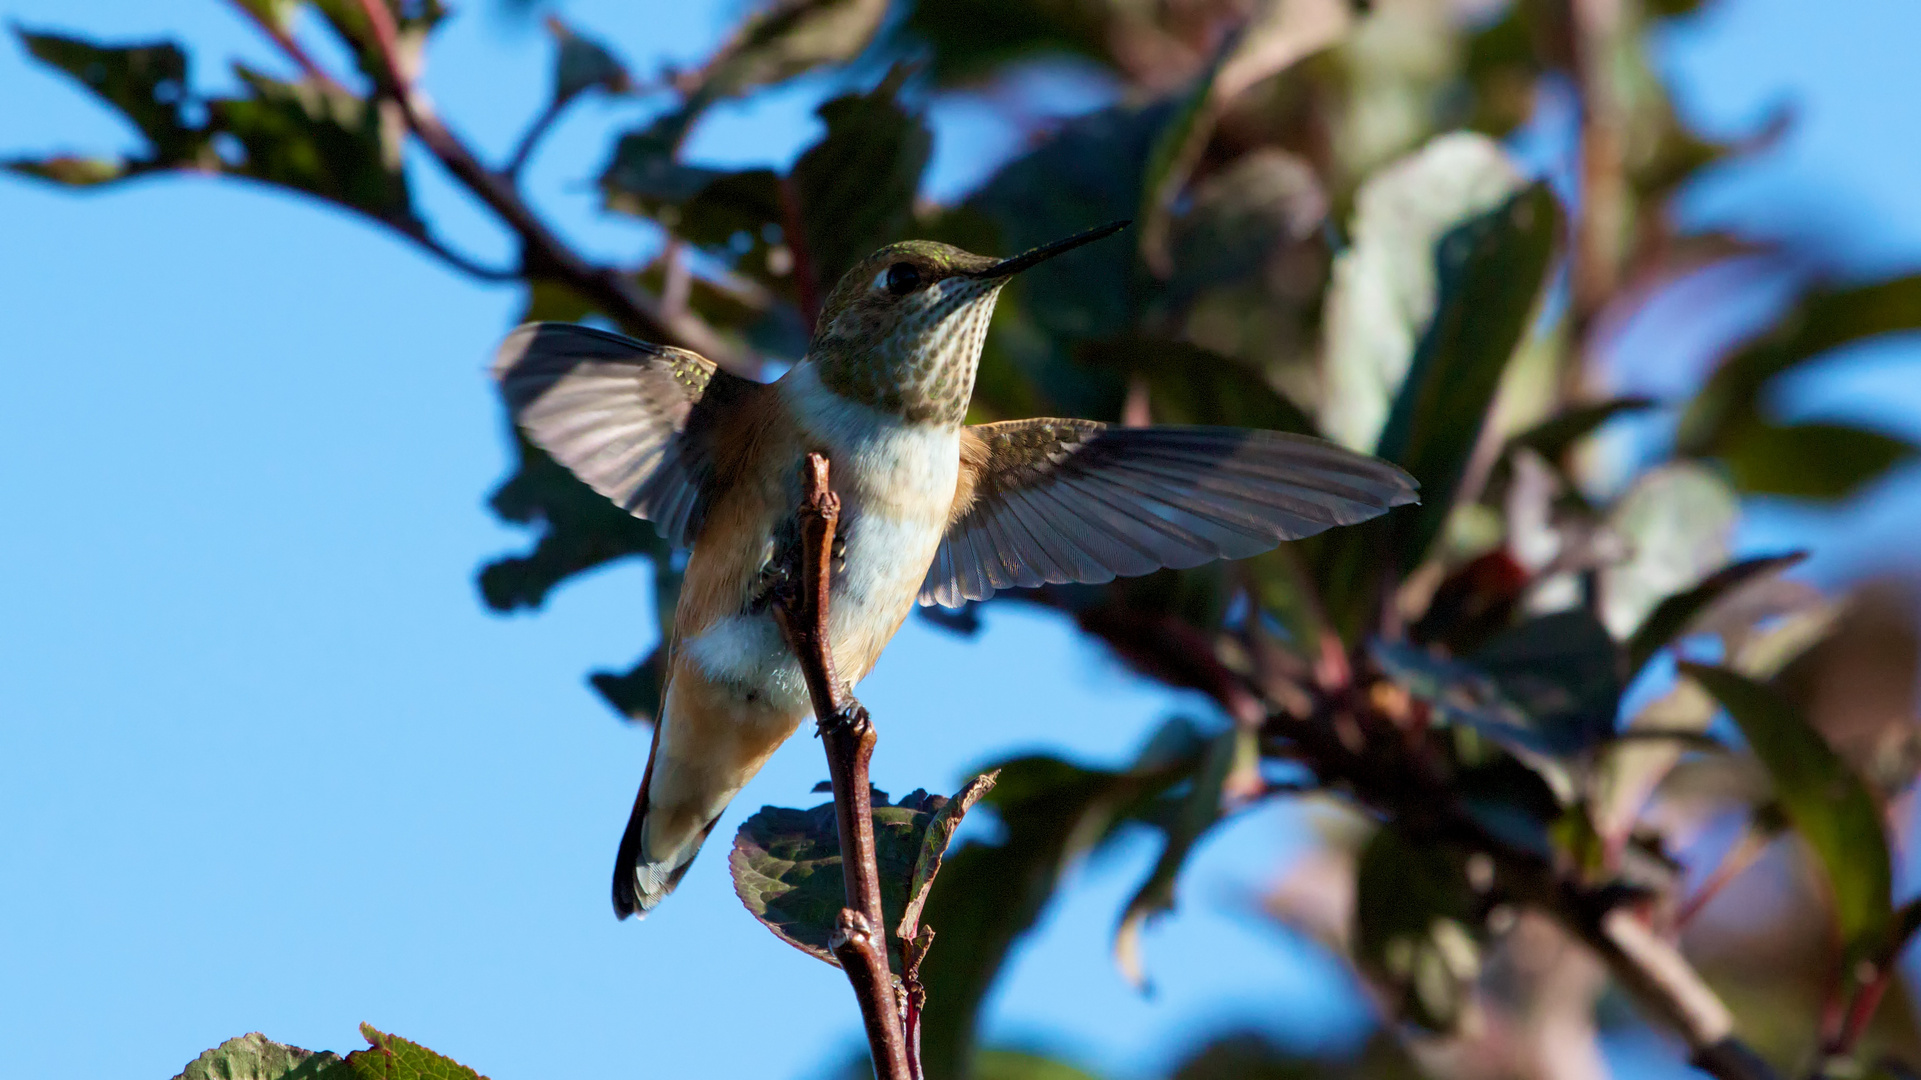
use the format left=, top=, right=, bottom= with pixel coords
left=809, top=273, right=1005, bottom=426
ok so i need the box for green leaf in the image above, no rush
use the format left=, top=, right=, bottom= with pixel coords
left=730, top=784, right=971, bottom=967
left=547, top=17, right=629, bottom=106
left=1353, top=826, right=1482, bottom=1032
left=898, top=771, right=999, bottom=941
left=1510, top=396, right=1658, bottom=463
left=916, top=741, right=1196, bottom=1080
left=588, top=644, right=665, bottom=726
left=172, top=1034, right=342, bottom=1080
left=1113, top=729, right=1237, bottom=988
left=1719, top=420, right=1916, bottom=500
left=788, top=64, right=933, bottom=299
left=1679, top=274, right=1921, bottom=459
left=688, top=0, right=890, bottom=101
left=1076, top=337, right=1317, bottom=434
left=1599, top=462, right=1740, bottom=638
left=307, top=0, right=449, bottom=88
left=217, top=66, right=416, bottom=228
left=1681, top=662, right=1892, bottom=961
left=341, top=1025, right=484, bottom=1080
left=1160, top=149, right=1328, bottom=315
left=1320, top=131, right=1526, bottom=453
left=1625, top=552, right=1808, bottom=673
left=479, top=433, right=666, bottom=613
left=1470, top=609, right=1624, bottom=754
left=973, top=1050, right=1108, bottom=1080
left=1372, top=181, right=1559, bottom=571
left=14, top=29, right=207, bottom=167
left=1373, top=610, right=1621, bottom=759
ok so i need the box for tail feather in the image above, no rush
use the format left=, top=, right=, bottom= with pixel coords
left=610, top=710, right=726, bottom=919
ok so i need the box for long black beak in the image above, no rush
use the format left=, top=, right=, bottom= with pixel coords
left=970, top=219, right=1130, bottom=280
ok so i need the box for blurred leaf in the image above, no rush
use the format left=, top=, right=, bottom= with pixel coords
left=900, top=0, right=1120, bottom=85
left=1376, top=609, right=1620, bottom=757
left=1678, top=275, right=1921, bottom=460
left=1472, top=609, right=1623, bottom=754
left=973, top=1050, right=1107, bottom=1080
left=1600, top=462, right=1740, bottom=639
left=686, top=0, right=890, bottom=101
left=1719, top=420, right=1916, bottom=501
left=1510, top=396, right=1658, bottom=464
left=588, top=644, right=664, bottom=726
left=218, top=66, right=416, bottom=228
left=1077, top=337, right=1316, bottom=433
left=789, top=64, right=932, bottom=300
left=1353, top=826, right=1481, bottom=1032
left=1113, top=729, right=1236, bottom=988
left=546, top=16, right=630, bottom=106
left=1626, top=552, right=1807, bottom=674
left=1372, top=182, right=1558, bottom=572
left=1138, top=0, right=1349, bottom=275
left=1168, top=1031, right=1426, bottom=1080
left=1320, top=133, right=1525, bottom=453
left=341, top=1025, right=483, bottom=1080
left=1161, top=149, right=1328, bottom=313
left=1774, top=582, right=1921, bottom=796
left=917, top=736, right=1198, bottom=1080
left=898, top=771, right=999, bottom=940
left=11, top=30, right=206, bottom=173
left=962, top=99, right=1174, bottom=419
left=479, top=434, right=666, bottom=613
left=730, top=787, right=942, bottom=966
left=307, top=0, right=449, bottom=87
left=1681, top=662, right=1892, bottom=962
left=173, top=1034, right=341, bottom=1080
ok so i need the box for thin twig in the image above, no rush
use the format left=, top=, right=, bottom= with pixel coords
left=226, top=0, right=349, bottom=95
left=770, top=453, right=915, bottom=1080
left=342, top=0, right=751, bottom=372
left=502, top=98, right=564, bottom=180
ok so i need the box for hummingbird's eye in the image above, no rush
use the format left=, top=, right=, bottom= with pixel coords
left=884, top=262, right=923, bottom=296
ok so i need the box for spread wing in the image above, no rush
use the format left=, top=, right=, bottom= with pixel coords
left=493, top=322, right=762, bottom=549
left=920, top=419, right=1419, bottom=607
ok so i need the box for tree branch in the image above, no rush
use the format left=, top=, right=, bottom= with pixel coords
left=344, top=0, right=754, bottom=373
left=771, top=453, right=914, bottom=1080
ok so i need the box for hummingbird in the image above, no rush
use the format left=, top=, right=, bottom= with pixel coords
left=494, top=221, right=1417, bottom=919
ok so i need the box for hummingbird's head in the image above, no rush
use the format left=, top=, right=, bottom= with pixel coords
left=808, top=221, right=1128, bottom=425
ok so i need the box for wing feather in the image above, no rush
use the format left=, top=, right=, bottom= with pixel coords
left=920, top=421, right=1419, bottom=605
left=494, top=322, right=762, bottom=548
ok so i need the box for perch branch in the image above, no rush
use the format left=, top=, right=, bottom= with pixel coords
left=771, top=453, right=914, bottom=1080
left=339, top=0, right=751, bottom=373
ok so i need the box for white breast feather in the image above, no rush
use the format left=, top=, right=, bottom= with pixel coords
left=682, top=364, right=958, bottom=699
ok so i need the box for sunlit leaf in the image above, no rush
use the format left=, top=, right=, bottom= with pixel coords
left=1320, top=132, right=1525, bottom=453
left=341, top=1025, right=484, bottom=1080
left=1681, top=662, right=1892, bottom=961
left=172, top=1033, right=341, bottom=1080
left=898, top=771, right=998, bottom=941
left=1600, top=462, right=1740, bottom=639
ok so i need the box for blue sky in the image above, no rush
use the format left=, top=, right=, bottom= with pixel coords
left=1, top=2, right=1918, bottom=1079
